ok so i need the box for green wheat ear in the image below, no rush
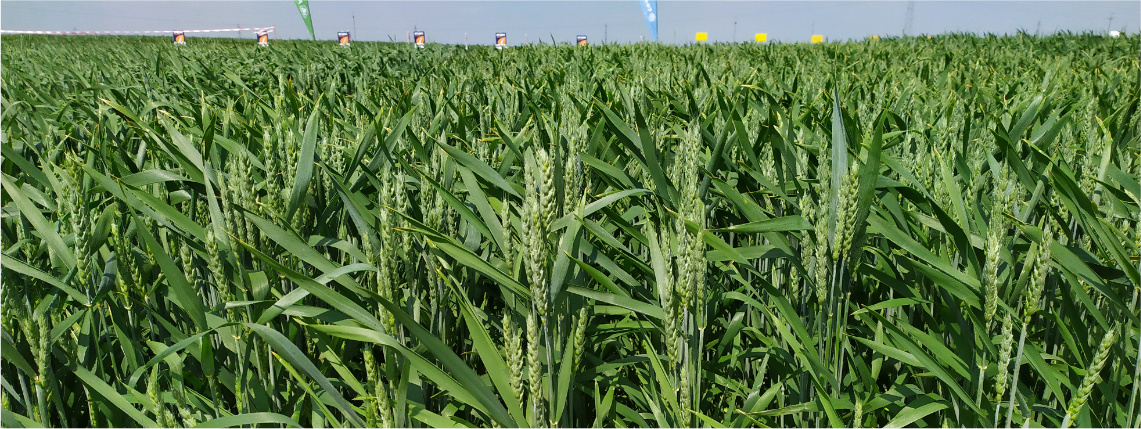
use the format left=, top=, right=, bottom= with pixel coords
left=1023, top=223, right=1054, bottom=323
left=982, top=197, right=1007, bottom=330
left=994, top=311, right=1014, bottom=403
left=1062, top=325, right=1119, bottom=428
left=526, top=313, right=545, bottom=428
left=504, top=312, right=527, bottom=405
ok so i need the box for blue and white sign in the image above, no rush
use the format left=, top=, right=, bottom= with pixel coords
left=638, top=0, right=658, bottom=42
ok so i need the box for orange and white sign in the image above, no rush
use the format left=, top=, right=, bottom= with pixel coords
left=338, top=32, right=350, bottom=46
left=414, top=31, right=425, bottom=47
left=173, top=32, right=186, bottom=44
left=495, top=32, right=507, bottom=48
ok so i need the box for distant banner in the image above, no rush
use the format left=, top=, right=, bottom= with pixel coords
left=1, top=26, right=275, bottom=35
left=577, top=35, right=588, bottom=46
left=638, top=0, right=658, bottom=42
left=338, top=32, right=351, bottom=46
left=173, top=32, right=186, bottom=44
left=496, top=32, right=507, bottom=48
left=414, top=31, right=425, bottom=47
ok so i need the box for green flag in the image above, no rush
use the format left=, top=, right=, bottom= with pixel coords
left=295, top=0, right=315, bottom=40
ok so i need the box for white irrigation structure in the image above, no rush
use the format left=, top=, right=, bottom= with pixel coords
left=0, top=26, right=275, bottom=37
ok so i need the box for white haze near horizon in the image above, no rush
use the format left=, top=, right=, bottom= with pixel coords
left=1, top=1, right=1137, bottom=45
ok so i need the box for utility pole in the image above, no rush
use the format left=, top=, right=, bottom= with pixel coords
left=1108, top=13, right=1114, bottom=32
left=237, top=24, right=241, bottom=38
left=353, top=14, right=357, bottom=38
left=904, top=0, right=915, bottom=36
left=604, top=23, right=607, bottom=43
left=733, top=21, right=737, bottom=43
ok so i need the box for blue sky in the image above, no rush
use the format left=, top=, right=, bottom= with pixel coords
left=2, top=1, right=1137, bottom=44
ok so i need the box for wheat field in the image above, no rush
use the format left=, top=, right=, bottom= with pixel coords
left=1, top=33, right=1138, bottom=428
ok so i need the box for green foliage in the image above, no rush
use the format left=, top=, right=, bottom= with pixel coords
left=1, top=33, right=1139, bottom=428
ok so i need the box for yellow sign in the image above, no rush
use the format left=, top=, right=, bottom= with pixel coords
left=695, top=32, right=708, bottom=42
left=868, top=35, right=880, bottom=40
left=811, top=35, right=823, bottom=43
left=755, top=33, right=767, bottom=42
